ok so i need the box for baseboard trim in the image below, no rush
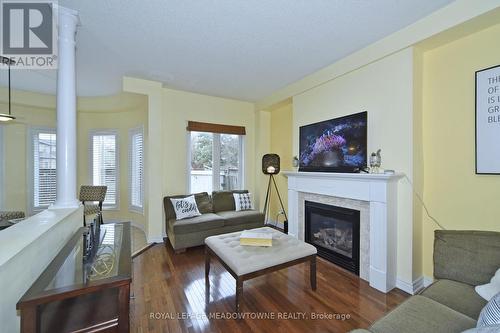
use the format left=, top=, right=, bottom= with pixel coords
left=423, top=276, right=434, bottom=287
left=147, top=236, right=165, bottom=244
left=396, top=276, right=427, bottom=295
left=396, top=279, right=413, bottom=294
left=132, top=243, right=156, bottom=258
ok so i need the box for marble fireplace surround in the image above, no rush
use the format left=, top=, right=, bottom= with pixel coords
left=284, top=171, right=403, bottom=293
left=299, top=193, right=370, bottom=281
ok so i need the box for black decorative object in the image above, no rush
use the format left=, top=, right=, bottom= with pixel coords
left=262, top=153, right=280, bottom=174
left=83, top=217, right=101, bottom=263
left=262, top=154, right=288, bottom=233
left=0, top=56, right=16, bottom=122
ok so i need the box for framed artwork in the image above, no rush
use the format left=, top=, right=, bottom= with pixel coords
left=475, top=64, right=500, bottom=174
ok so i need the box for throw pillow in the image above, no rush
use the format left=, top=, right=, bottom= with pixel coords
left=462, top=324, right=500, bottom=333
left=476, top=269, right=500, bottom=301
left=477, top=292, right=500, bottom=327
left=170, top=195, right=201, bottom=220
left=233, top=193, right=253, bottom=211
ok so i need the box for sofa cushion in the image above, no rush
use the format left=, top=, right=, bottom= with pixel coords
left=370, top=295, right=476, bottom=333
left=434, top=230, right=500, bottom=285
left=164, top=192, right=212, bottom=221
left=420, top=279, right=487, bottom=319
left=169, top=213, right=224, bottom=234
left=216, top=210, right=264, bottom=226
left=212, top=190, right=248, bottom=212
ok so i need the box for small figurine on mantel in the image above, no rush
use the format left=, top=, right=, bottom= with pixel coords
left=369, top=149, right=382, bottom=173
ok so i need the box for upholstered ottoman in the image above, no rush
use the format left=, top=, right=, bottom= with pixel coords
left=204, top=227, right=317, bottom=312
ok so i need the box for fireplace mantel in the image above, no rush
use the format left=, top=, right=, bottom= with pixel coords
left=283, top=171, right=404, bottom=293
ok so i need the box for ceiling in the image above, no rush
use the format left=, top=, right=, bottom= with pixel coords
left=0, top=0, right=455, bottom=101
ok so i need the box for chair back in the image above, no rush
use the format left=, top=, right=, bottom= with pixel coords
left=79, top=185, right=107, bottom=203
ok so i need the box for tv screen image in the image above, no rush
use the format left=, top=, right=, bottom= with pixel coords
left=299, top=111, right=367, bottom=173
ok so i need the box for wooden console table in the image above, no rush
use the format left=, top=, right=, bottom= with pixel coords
left=17, top=222, right=131, bottom=333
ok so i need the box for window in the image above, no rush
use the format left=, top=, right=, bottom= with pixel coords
left=129, top=127, right=144, bottom=213
left=29, top=128, right=57, bottom=212
left=189, top=131, right=244, bottom=193
left=90, top=131, right=119, bottom=209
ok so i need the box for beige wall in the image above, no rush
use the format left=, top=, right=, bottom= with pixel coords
left=2, top=102, right=56, bottom=213
left=161, top=88, right=256, bottom=195
left=419, top=23, right=500, bottom=277
left=292, top=48, right=415, bottom=285
left=268, top=101, right=293, bottom=223
left=0, top=90, right=148, bottom=228
left=124, top=79, right=261, bottom=241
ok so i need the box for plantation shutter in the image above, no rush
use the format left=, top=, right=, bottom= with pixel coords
left=91, top=133, right=117, bottom=207
left=129, top=128, right=144, bottom=211
left=33, top=131, right=57, bottom=209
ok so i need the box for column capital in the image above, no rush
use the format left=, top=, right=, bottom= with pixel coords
left=57, top=5, right=81, bottom=25
left=57, top=6, right=81, bottom=43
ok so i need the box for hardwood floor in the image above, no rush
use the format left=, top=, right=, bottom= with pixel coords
left=130, top=243, right=409, bottom=333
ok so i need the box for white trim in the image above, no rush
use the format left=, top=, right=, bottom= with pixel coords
left=27, top=127, right=57, bottom=216
left=423, top=276, right=434, bottom=287
left=187, top=131, right=245, bottom=193
left=88, top=129, right=120, bottom=210
left=239, top=135, right=245, bottom=190
left=128, top=125, right=144, bottom=214
left=186, top=131, right=192, bottom=193
left=212, top=133, right=221, bottom=191
left=147, top=235, right=165, bottom=244
left=396, top=276, right=427, bottom=295
left=0, top=125, right=4, bottom=209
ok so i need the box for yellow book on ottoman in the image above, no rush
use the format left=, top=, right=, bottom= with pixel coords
left=240, top=230, right=273, bottom=247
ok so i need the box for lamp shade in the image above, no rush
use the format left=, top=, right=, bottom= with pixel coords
left=262, top=154, right=280, bottom=174
left=0, top=114, right=15, bottom=122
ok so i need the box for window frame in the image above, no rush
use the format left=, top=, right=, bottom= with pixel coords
left=27, top=127, right=57, bottom=215
left=128, top=126, right=144, bottom=214
left=187, top=131, right=245, bottom=194
left=88, top=129, right=120, bottom=210
left=0, top=125, right=4, bottom=210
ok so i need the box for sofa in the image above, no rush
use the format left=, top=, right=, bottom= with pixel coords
left=351, top=230, right=500, bottom=333
left=163, top=190, right=265, bottom=252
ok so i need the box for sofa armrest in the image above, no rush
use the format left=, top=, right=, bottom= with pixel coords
left=434, top=230, right=500, bottom=285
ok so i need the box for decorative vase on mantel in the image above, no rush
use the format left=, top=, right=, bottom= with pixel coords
left=370, top=149, right=382, bottom=173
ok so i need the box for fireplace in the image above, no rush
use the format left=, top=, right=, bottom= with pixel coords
left=305, top=201, right=360, bottom=275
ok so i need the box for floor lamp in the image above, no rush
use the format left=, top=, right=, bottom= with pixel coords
left=262, top=154, right=288, bottom=234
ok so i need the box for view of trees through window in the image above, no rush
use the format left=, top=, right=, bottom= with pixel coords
left=190, top=131, right=242, bottom=193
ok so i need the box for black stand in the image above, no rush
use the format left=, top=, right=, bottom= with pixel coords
left=262, top=174, right=288, bottom=234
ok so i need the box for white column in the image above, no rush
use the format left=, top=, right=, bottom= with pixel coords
left=52, top=7, right=80, bottom=209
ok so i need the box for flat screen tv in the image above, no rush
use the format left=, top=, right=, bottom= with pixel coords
left=299, top=111, right=367, bottom=173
